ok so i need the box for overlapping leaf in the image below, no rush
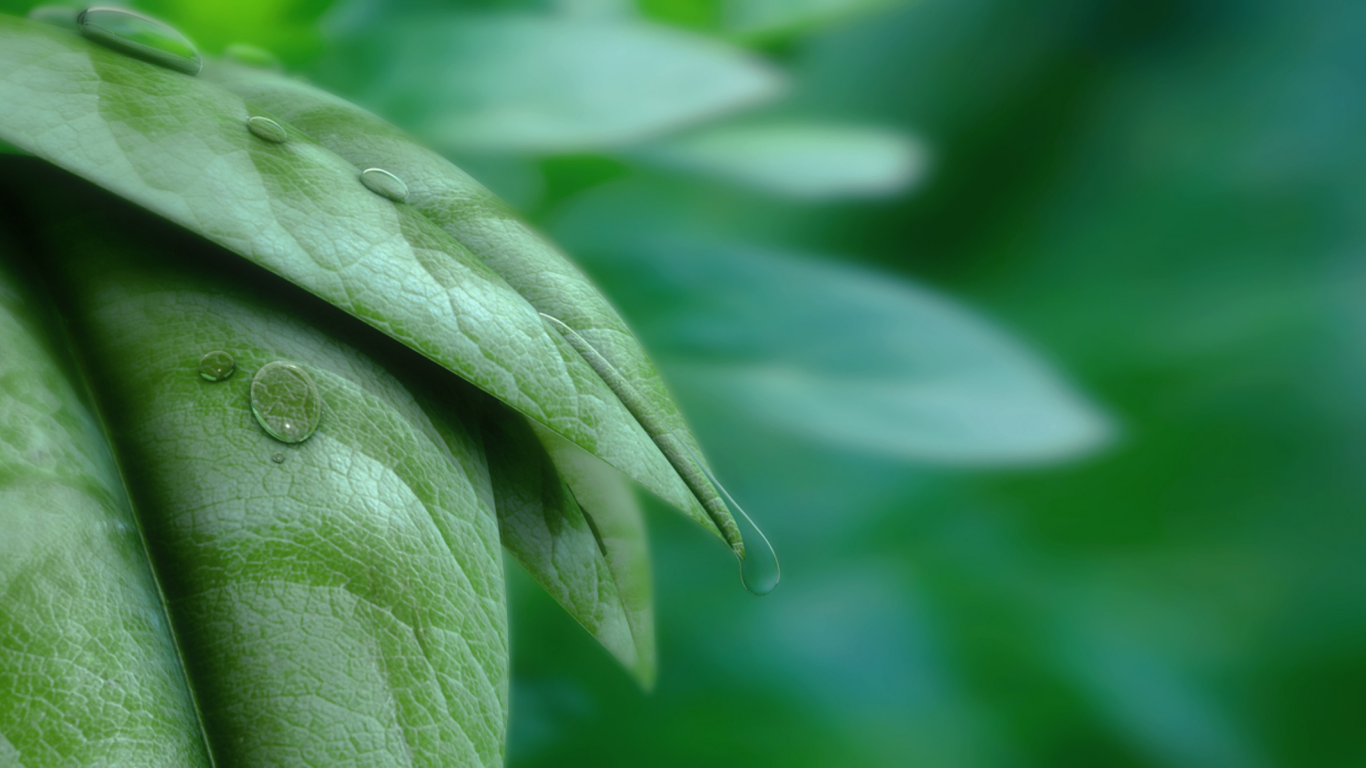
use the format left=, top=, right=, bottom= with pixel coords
left=0, top=16, right=742, bottom=554
left=3, top=166, right=509, bottom=765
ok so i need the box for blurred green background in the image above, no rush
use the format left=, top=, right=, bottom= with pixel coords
left=9, top=0, right=1363, bottom=765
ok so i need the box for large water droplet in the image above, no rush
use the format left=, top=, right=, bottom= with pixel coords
left=198, top=350, right=236, bottom=382
left=246, top=116, right=288, bottom=144
left=250, top=362, right=323, bottom=444
left=77, top=7, right=202, bottom=76
left=360, top=168, right=408, bottom=203
left=223, top=42, right=282, bottom=71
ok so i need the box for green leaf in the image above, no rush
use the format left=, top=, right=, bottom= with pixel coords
left=201, top=56, right=741, bottom=551
left=7, top=166, right=509, bottom=765
left=483, top=406, right=655, bottom=687
left=632, top=121, right=927, bottom=199
left=0, top=15, right=742, bottom=552
left=0, top=217, right=210, bottom=765
left=553, top=190, right=1114, bottom=463
left=316, top=13, right=786, bottom=152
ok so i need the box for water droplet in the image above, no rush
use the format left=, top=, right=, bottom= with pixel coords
left=198, top=350, right=236, bottom=382
left=271, top=452, right=285, bottom=464
left=223, top=42, right=282, bottom=71
left=27, top=5, right=78, bottom=29
left=246, top=116, right=288, bottom=144
left=685, top=445, right=780, bottom=595
left=360, top=168, right=408, bottom=203
left=77, top=7, right=202, bottom=76
left=250, top=361, right=323, bottom=444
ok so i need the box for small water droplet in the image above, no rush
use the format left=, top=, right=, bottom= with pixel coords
left=250, top=361, right=323, bottom=444
left=27, top=5, right=78, bottom=29
left=271, top=452, right=285, bottom=464
left=246, top=116, right=288, bottom=144
left=198, top=350, right=236, bottom=382
left=77, top=7, right=202, bottom=76
left=360, top=168, right=408, bottom=203
left=223, top=42, right=282, bottom=71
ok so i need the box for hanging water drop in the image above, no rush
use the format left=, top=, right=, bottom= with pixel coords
left=198, top=350, right=236, bottom=382
left=359, top=168, right=408, bottom=203
left=77, top=7, right=202, bottom=76
left=246, top=116, right=288, bottom=144
left=681, top=444, right=780, bottom=595
left=250, top=361, right=323, bottom=444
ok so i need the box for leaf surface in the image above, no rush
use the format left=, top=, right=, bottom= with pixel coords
left=0, top=15, right=740, bottom=550
left=14, top=166, right=510, bottom=766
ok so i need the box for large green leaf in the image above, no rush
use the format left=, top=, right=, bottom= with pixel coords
left=3, top=164, right=509, bottom=765
left=0, top=14, right=742, bottom=552
left=0, top=215, right=210, bottom=766
left=315, top=13, right=785, bottom=152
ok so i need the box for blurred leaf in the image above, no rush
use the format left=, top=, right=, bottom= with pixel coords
left=637, top=0, right=905, bottom=40
left=484, top=405, right=656, bottom=687
left=552, top=191, right=1112, bottom=463
left=633, top=121, right=926, bottom=199
left=317, top=13, right=786, bottom=152
left=135, top=0, right=336, bottom=64
left=0, top=17, right=742, bottom=551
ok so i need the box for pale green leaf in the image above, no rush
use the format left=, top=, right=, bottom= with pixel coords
left=553, top=192, right=1114, bottom=463
left=634, top=121, right=927, bottom=199
left=317, top=13, right=786, bottom=152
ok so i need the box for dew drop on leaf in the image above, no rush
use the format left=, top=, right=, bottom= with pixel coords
left=198, top=350, right=236, bottom=382
left=77, top=7, right=202, bottom=76
left=271, top=452, right=285, bottom=464
left=687, top=448, right=781, bottom=595
left=250, top=361, right=323, bottom=444
left=246, top=116, right=288, bottom=144
left=359, top=168, right=409, bottom=203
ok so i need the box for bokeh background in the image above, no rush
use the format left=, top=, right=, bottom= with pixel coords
left=8, top=0, right=1364, bottom=765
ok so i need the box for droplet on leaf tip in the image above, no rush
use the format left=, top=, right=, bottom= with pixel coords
left=360, top=168, right=408, bottom=203
left=77, top=7, right=202, bottom=76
